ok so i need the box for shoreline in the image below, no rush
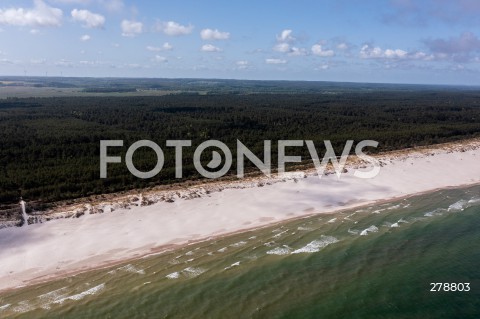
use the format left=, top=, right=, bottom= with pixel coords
left=0, top=138, right=480, bottom=293
left=4, top=182, right=480, bottom=295
left=0, top=200, right=373, bottom=295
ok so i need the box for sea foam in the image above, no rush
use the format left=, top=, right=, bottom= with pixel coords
left=38, top=287, right=70, bottom=309
left=53, top=283, right=105, bottom=304
left=224, top=261, right=241, bottom=270
left=117, top=264, right=145, bottom=275
left=360, top=225, right=379, bottom=236
left=291, top=236, right=339, bottom=254
left=12, top=301, right=34, bottom=313
left=0, top=304, right=11, bottom=311
left=230, top=241, right=247, bottom=247
left=182, top=267, right=206, bottom=278
left=424, top=208, right=446, bottom=217
left=448, top=200, right=468, bottom=212
left=348, top=228, right=359, bottom=235
left=468, top=197, right=480, bottom=206
left=166, top=272, right=180, bottom=279
left=266, top=246, right=292, bottom=255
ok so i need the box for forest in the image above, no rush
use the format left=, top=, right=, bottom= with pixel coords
left=1, top=80, right=480, bottom=207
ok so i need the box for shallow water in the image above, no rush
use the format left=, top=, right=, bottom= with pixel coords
left=1, top=185, right=479, bottom=318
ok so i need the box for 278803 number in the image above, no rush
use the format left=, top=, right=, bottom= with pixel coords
left=430, top=283, right=470, bottom=292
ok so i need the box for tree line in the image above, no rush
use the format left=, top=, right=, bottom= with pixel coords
left=1, top=90, right=479, bottom=206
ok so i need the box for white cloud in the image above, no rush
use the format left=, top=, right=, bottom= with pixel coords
left=146, top=42, right=173, bottom=52
left=0, top=0, right=63, bottom=27
left=265, top=58, right=287, bottom=64
left=384, top=48, right=407, bottom=58
left=162, top=42, right=173, bottom=51
left=55, top=59, right=73, bottom=67
left=274, top=43, right=307, bottom=56
left=153, top=55, right=167, bottom=63
left=30, top=28, right=40, bottom=34
left=30, top=58, right=46, bottom=64
left=359, top=45, right=384, bottom=58
left=236, top=60, right=249, bottom=70
left=411, top=51, right=435, bottom=61
left=311, top=44, right=335, bottom=57
left=359, top=44, right=436, bottom=62
left=273, top=42, right=290, bottom=53
left=289, top=47, right=307, bottom=56
left=276, top=29, right=295, bottom=42
left=156, top=21, right=193, bottom=36
left=360, top=45, right=407, bottom=59
left=201, top=44, right=222, bottom=52
left=78, top=59, right=112, bottom=66
left=80, top=34, right=90, bottom=41
left=336, top=43, right=348, bottom=50
left=146, top=46, right=160, bottom=52
left=121, top=20, right=143, bottom=37
left=200, top=28, right=229, bottom=40
left=314, top=63, right=330, bottom=70
left=273, top=29, right=306, bottom=56
left=71, top=9, right=105, bottom=28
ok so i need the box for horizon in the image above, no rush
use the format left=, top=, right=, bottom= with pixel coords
left=1, top=1, right=480, bottom=85
left=1, top=74, right=479, bottom=88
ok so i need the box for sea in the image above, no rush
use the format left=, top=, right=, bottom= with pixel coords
left=1, top=184, right=479, bottom=319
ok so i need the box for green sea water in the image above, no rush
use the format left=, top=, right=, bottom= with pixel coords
left=1, top=185, right=479, bottom=319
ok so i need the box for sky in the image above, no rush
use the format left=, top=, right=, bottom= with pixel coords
left=1, top=0, right=480, bottom=85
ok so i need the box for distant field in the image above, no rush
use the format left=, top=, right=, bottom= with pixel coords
left=0, top=86, right=181, bottom=98
left=2, top=76, right=476, bottom=96
left=0, top=86, right=83, bottom=98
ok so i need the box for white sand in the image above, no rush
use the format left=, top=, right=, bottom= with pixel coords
left=0, top=142, right=479, bottom=291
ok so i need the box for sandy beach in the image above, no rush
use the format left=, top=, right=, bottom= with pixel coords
left=0, top=139, right=479, bottom=292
